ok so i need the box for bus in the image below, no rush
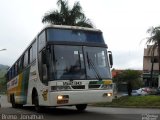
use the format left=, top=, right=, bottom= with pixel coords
left=6, top=25, right=113, bottom=112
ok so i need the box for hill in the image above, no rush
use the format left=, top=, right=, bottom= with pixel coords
left=0, top=64, right=9, bottom=93
left=0, top=64, right=9, bottom=78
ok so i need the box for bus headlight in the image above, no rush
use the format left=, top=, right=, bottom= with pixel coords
left=103, top=93, right=112, bottom=97
left=57, top=95, right=69, bottom=104
left=57, top=95, right=63, bottom=100
left=107, top=93, right=112, bottom=97
left=51, top=86, right=71, bottom=91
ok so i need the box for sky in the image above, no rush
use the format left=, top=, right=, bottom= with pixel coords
left=0, top=0, right=160, bottom=70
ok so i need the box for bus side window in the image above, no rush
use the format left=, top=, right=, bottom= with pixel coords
left=39, top=49, right=48, bottom=85
left=32, top=41, right=36, bottom=61
left=11, top=67, right=14, bottom=78
left=24, top=51, right=28, bottom=68
left=38, top=31, right=46, bottom=52
left=15, top=63, right=18, bottom=75
left=29, top=47, right=33, bottom=63
left=42, top=49, right=48, bottom=83
left=9, top=70, right=12, bottom=80
left=18, top=60, right=21, bottom=73
left=6, top=72, right=9, bottom=82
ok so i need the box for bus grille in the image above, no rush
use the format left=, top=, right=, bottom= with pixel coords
left=89, top=84, right=101, bottom=89
left=71, top=85, right=85, bottom=89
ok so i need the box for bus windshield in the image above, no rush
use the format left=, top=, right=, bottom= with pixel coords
left=84, top=47, right=111, bottom=79
left=45, top=45, right=111, bottom=80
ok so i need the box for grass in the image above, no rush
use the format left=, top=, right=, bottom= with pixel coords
left=93, top=96, right=160, bottom=108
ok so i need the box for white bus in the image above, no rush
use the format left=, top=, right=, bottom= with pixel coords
left=6, top=25, right=113, bottom=112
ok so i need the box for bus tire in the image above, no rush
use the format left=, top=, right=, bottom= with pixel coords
left=11, top=95, right=23, bottom=108
left=76, top=104, right=87, bottom=111
left=34, top=95, right=43, bottom=113
left=11, top=95, right=17, bottom=108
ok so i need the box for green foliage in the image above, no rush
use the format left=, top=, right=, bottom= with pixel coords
left=146, top=26, right=160, bottom=74
left=94, top=96, right=160, bottom=108
left=116, top=70, right=141, bottom=82
left=113, top=70, right=143, bottom=95
left=113, top=69, right=142, bottom=83
left=42, top=0, right=93, bottom=28
left=0, top=65, right=9, bottom=93
left=132, top=79, right=143, bottom=89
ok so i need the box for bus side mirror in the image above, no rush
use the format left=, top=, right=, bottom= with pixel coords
left=108, top=51, right=113, bottom=68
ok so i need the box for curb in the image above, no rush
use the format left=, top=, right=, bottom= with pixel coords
left=90, top=105, right=160, bottom=109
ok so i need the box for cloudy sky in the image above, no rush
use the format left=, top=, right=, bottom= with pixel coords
left=0, top=0, right=160, bottom=69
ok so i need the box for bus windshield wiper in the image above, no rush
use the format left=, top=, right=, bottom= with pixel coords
left=86, top=52, right=102, bottom=81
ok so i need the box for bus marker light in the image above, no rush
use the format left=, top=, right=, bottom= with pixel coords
left=103, top=80, right=112, bottom=85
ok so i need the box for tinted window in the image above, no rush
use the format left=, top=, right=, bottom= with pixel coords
left=47, top=29, right=104, bottom=43
left=54, top=45, right=85, bottom=80
left=9, top=70, right=11, bottom=79
left=151, top=57, right=159, bottom=63
left=24, top=51, right=28, bottom=67
left=29, top=47, right=33, bottom=63
left=11, top=67, right=14, bottom=78
left=21, top=55, right=24, bottom=70
left=18, top=59, right=22, bottom=72
left=38, top=31, right=46, bottom=51
left=32, top=41, right=36, bottom=60
left=84, top=47, right=111, bottom=79
left=15, top=63, right=18, bottom=75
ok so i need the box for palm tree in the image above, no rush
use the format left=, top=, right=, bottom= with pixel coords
left=42, top=0, right=93, bottom=28
left=146, top=26, right=160, bottom=74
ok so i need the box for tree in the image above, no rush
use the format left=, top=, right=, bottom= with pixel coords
left=146, top=26, right=160, bottom=74
left=113, top=70, right=142, bottom=96
left=42, top=0, right=93, bottom=28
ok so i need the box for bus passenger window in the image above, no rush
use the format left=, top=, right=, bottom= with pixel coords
left=24, top=51, right=28, bottom=68
left=9, top=70, right=12, bottom=80
left=32, top=41, right=36, bottom=61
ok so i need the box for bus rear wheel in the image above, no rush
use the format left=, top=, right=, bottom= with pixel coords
left=76, top=104, right=87, bottom=111
left=11, top=95, right=23, bottom=108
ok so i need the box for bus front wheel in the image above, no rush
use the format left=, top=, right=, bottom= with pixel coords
left=34, top=95, right=43, bottom=113
left=76, top=104, right=87, bottom=111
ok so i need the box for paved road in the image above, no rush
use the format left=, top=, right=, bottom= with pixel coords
left=0, top=95, right=160, bottom=120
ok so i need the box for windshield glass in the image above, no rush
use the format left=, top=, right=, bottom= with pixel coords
left=84, top=47, right=111, bottom=79
left=54, top=45, right=85, bottom=80
left=47, top=45, right=111, bottom=80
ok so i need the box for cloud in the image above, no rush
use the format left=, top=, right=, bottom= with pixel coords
left=113, top=50, right=143, bottom=70
left=0, top=0, right=160, bottom=70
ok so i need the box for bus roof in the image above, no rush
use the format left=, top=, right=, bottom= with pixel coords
left=7, top=25, right=103, bottom=71
left=39, top=25, right=102, bottom=34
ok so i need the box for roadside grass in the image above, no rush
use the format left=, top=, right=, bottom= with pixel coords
left=92, top=96, right=160, bottom=108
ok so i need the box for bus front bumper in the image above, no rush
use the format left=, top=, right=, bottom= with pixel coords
left=49, top=90, right=113, bottom=106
